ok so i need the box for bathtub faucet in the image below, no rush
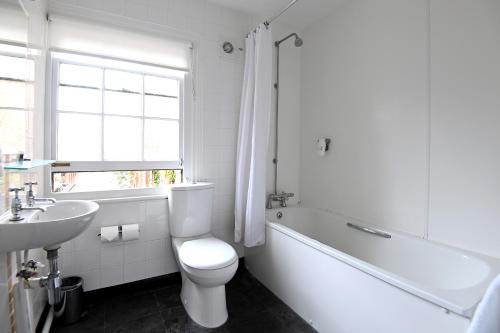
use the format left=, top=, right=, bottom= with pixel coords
left=266, top=192, right=294, bottom=209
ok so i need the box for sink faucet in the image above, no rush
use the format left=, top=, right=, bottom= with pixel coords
left=25, top=182, right=56, bottom=207
left=10, top=187, right=47, bottom=222
left=266, top=192, right=294, bottom=209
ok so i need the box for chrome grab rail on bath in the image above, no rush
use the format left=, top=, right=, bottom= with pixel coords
left=346, top=222, right=392, bottom=239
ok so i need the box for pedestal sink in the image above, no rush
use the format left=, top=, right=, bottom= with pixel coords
left=0, top=200, right=99, bottom=252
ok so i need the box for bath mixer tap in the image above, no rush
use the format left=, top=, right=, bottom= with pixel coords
left=25, top=182, right=56, bottom=207
left=266, top=192, right=294, bottom=209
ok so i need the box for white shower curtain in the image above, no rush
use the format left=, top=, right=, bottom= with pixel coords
left=234, top=24, right=273, bottom=247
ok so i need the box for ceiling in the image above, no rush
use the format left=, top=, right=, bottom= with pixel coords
left=208, top=0, right=346, bottom=30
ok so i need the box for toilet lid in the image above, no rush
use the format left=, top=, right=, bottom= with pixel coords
left=179, top=237, right=237, bottom=270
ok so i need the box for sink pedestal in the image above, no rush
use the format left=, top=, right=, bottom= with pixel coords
left=42, top=248, right=63, bottom=307
left=20, top=247, right=65, bottom=310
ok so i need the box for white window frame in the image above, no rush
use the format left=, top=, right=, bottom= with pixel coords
left=46, top=51, right=191, bottom=199
left=0, top=42, right=36, bottom=156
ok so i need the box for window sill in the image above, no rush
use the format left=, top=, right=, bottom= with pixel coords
left=49, top=187, right=170, bottom=202
left=93, top=194, right=167, bottom=203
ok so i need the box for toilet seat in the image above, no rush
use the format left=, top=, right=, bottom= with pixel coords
left=179, top=237, right=237, bottom=270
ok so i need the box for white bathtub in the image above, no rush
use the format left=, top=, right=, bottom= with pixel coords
left=245, top=206, right=500, bottom=333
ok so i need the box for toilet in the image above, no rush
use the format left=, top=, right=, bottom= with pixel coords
left=167, top=182, right=238, bottom=328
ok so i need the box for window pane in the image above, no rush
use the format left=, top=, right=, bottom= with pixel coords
left=144, top=76, right=179, bottom=96
left=144, top=95, right=179, bottom=119
left=0, top=109, right=32, bottom=154
left=58, top=113, right=101, bottom=161
left=0, top=80, right=33, bottom=109
left=52, top=169, right=182, bottom=192
left=104, top=116, right=142, bottom=161
left=144, top=119, right=179, bottom=161
left=59, top=64, right=102, bottom=88
left=0, top=55, right=34, bottom=81
left=105, top=70, right=142, bottom=93
left=104, top=91, right=142, bottom=116
left=57, top=86, right=101, bottom=113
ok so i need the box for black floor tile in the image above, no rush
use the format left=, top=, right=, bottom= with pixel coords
left=105, top=313, right=166, bottom=333
left=105, top=292, right=159, bottom=326
left=155, top=284, right=183, bottom=310
left=50, top=263, right=316, bottom=333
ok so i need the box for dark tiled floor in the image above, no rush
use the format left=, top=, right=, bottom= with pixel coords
left=50, top=262, right=316, bottom=333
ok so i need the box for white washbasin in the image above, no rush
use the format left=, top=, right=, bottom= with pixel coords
left=0, top=200, right=99, bottom=252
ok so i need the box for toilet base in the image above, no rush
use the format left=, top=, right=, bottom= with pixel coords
left=180, top=275, right=228, bottom=328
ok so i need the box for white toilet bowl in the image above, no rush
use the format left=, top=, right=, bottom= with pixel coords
left=172, top=236, right=238, bottom=328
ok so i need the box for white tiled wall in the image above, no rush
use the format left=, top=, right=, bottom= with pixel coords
left=300, top=0, right=429, bottom=237
left=48, top=0, right=250, bottom=290
left=428, top=0, right=500, bottom=258
left=299, top=0, right=500, bottom=258
left=59, top=198, right=174, bottom=291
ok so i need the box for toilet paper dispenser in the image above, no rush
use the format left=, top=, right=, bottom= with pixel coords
left=98, top=224, right=140, bottom=243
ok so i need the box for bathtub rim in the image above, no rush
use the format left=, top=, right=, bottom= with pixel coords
left=264, top=207, right=500, bottom=319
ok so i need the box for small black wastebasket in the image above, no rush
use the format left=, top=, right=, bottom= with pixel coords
left=60, top=276, right=84, bottom=325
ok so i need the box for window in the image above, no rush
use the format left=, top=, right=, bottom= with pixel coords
left=52, top=169, right=182, bottom=193
left=50, top=52, right=187, bottom=193
left=0, top=49, right=34, bottom=156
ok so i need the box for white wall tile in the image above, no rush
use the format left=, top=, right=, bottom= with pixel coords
left=214, top=195, right=234, bottom=214
left=428, top=0, right=500, bottom=257
left=145, top=257, right=178, bottom=278
left=212, top=211, right=233, bottom=230
left=300, top=0, right=429, bottom=236
left=215, top=178, right=235, bottom=197
left=218, top=128, right=235, bottom=145
left=148, top=4, right=168, bottom=25
left=101, top=265, right=123, bottom=288
left=94, top=201, right=146, bottom=227
left=79, top=270, right=100, bottom=291
left=124, top=0, right=150, bottom=21
left=144, top=199, right=169, bottom=240
left=59, top=251, right=75, bottom=276
left=219, top=112, right=237, bottom=129
left=101, top=0, right=125, bottom=14
left=167, top=4, right=187, bottom=29
left=59, top=239, right=74, bottom=253
left=74, top=249, right=100, bottom=273
left=124, top=261, right=146, bottom=283
left=145, top=199, right=168, bottom=222
left=217, top=162, right=236, bottom=179
left=204, top=146, right=222, bottom=163
left=146, top=238, right=171, bottom=259
left=205, top=129, right=219, bottom=147
left=143, top=218, right=169, bottom=241
left=74, top=225, right=100, bottom=251
left=123, top=242, right=147, bottom=263
left=219, top=146, right=235, bottom=163
left=187, top=16, right=204, bottom=35
left=100, top=245, right=124, bottom=267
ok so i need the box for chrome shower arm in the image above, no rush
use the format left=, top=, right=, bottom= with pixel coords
left=275, top=33, right=300, bottom=47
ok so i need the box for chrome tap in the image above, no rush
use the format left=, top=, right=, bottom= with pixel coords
left=10, top=187, right=47, bottom=221
left=24, top=182, right=56, bottom=207
left=266, top=192, right=294, bottom=209
left=10, top=187, right=24, bottom=221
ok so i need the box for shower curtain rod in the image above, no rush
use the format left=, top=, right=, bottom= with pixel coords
left=246, top=0, right=298, bottom=35
left=265, top=0, right=298, bottom=26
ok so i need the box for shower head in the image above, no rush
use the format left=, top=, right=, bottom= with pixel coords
left=275, top=33, right=303, bottom=47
